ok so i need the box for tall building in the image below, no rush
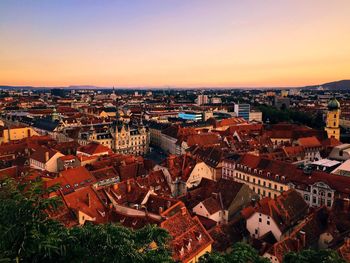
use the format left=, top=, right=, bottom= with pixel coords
left=234, top=103, right=250, bottom=120
left=196, top=94, right=209, bottom=105
left=325, top=98, right=341, bottom=140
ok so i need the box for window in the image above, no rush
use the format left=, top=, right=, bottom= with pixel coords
left=259, top=218, right=262, bottom=223
left=304, top=194, right=309, bottom=201
left=280, top=186, right=283, bottom=192
left=267, top=220, right=270, bottom=225
left=274, top=184, right=277, bottom=190
left=255, top=229, right=258, bottom=235
left=327, top=200, right=332, bottom=207
left=258, top=179, right=261, bottom=185
left=327, top=192, right=332, bottom=198
left=313, top=197, right=317, bottom=204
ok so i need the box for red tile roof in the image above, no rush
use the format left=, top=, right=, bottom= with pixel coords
left=30, top=147, right=60, bottom=163
left=63, top=186, right=109, bottom=224
left=249, top=189, right=309, bottom=233
left=297, top=136, right=321, bottom=148
left=160, top=203, right=213, bottom=262
left=45, top=166, right=96, bottom=195
left=77, top=142, right=112, bottom=156
left=186, top=133, right=221, bottom=147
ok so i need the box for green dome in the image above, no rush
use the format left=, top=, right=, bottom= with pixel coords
left=328, top=98, right=340, bottom=110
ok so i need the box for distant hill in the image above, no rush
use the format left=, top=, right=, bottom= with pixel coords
left=304, top=80, right=350, bottom=90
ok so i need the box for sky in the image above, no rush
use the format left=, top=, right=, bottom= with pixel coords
left=0, top=0, right=350, bottom=88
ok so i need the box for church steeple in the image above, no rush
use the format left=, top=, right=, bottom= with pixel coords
left=52, top=107, right=59, bottom=121
left=325, top=96, right=341, bottom=140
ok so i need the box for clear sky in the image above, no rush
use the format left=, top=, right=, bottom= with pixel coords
left=0, top=0, right=350, bottom=87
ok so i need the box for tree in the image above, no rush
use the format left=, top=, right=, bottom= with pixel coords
left=0, top=177, right=173, bottom=263
left=283, top=249, right=346, bottom=263
left=199, top=242, right=269, bottom=263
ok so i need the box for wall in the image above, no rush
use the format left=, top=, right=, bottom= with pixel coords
left=246, top=212, right=282, bottom=241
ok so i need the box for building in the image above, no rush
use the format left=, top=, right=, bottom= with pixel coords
left=187, top=178, right=258, bottom=224
left=235, top=153, right=350, bottom=208
left=30, top=147, right=65, bottom=173
left=197, top=94, right=209, bottom=106
left=78, top=122, right=150, bottom=156
left=57, top=155, right=81, bottom=171
left=249, top=111, right=262, bottom=122
left=329, top=144, right=350, bottom=161
left=325, top=97, right=341, bottom=140
left=245, top=189, right=308, bottom=241
left=234, top=104, right=250, bottom=121
left=0, top=125, right=39, bottom=143
left=178, top=111, right=203, bottom=121
left=160, top=203, right=213, bottom=263
left=114, top=123, right=150, bottom=155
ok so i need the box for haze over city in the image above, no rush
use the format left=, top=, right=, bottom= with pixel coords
left=1, top=0, right=350, bottom=88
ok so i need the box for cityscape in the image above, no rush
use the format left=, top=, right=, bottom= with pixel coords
left=1, top=1, right=350, bottom=263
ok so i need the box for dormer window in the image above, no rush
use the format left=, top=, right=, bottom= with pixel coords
left=179, top=246, right=185, bottom=256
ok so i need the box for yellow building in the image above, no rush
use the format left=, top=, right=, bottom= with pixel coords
left=325, top=98, right=341, bottom=140
left=0, top=125, right=39, bottom=143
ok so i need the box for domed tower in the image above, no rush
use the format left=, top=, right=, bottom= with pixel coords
left=325, top=97, right=341, bottom=140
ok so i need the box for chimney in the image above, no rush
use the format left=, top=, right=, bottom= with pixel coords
left=167, top=200, right=172, bottom=208
left=159, top=206, right=163, bottom=214
left=181, top=206, right=187, bottom=216
left=113, top=183, right=119, bottom=191
left=299, top=231, right=306, bottom=248
left=45, top=151, right=50, bottom=162
left=127, top=180, right=131, bottom=193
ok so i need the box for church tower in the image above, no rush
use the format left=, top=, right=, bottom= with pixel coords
left=325, top=97, right=340, bottom=140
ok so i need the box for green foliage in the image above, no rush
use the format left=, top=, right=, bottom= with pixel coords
left=283, top=249, right=346, bottom=263
left=199, top=242, right=269, bottom=263
left=0, top=177, right=173, bottom=263
left=257, top=105, right=325, bottom=129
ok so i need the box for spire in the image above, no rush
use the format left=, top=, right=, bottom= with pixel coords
left=140, top=112, right=144, bottom=126
left=52, top=107, right=59, bottom=121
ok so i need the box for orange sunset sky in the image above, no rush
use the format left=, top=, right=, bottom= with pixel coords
left=0, top=0, right=349, bottom=88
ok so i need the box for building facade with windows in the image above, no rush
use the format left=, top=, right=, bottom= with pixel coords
left=234, top=103, right=250, bottom=121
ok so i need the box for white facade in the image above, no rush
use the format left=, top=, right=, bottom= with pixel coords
left=30, top=152, right=64, bottom=173
left=246, top=212, right=282, bottom=241
left=193, top=202, right=222, bottom=223
left=186, top=162, right=215, bottom=189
